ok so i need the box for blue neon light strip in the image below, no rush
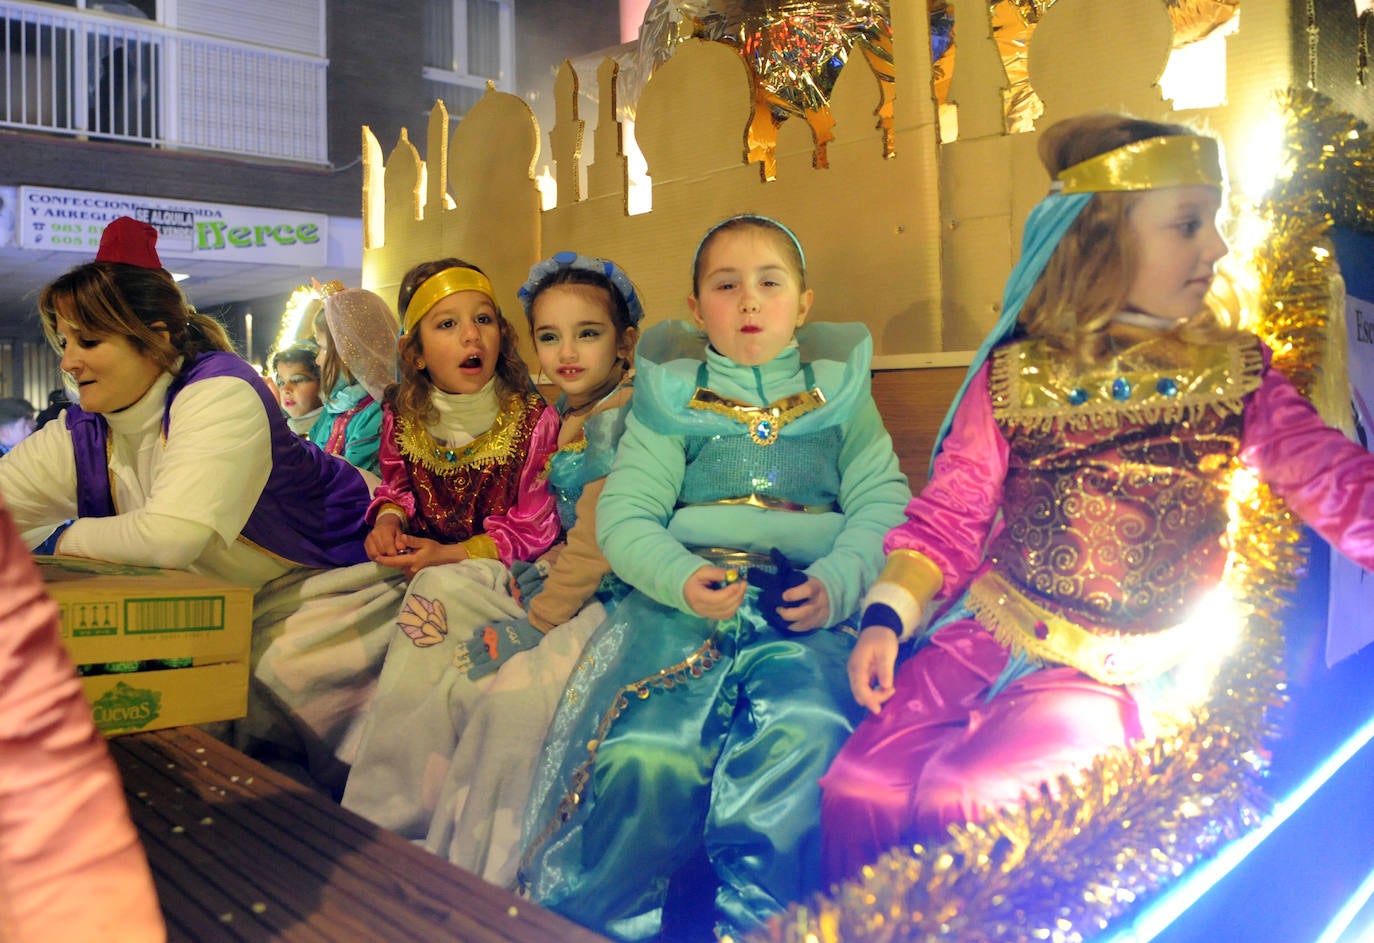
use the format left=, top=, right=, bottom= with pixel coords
left=1103, top=712, right=1374, bottom=943
left=1313, top=865, right=1374, bottom=943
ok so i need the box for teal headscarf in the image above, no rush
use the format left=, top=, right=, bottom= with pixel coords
left=930, top=191, right=1093, bottom=463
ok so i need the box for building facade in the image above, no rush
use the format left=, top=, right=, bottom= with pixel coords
left=0, top=0, right=619, bottom=403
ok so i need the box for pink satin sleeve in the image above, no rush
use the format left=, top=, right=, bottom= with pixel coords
left=0, top=504, right=165, bottom=943
left=883, top=363, right=1009, bottom=599
left=485, top=404, right=562, bottom=567
left=366, top=407, right=417, bottom=524
left=1241, top=362, right=1374, bottom=570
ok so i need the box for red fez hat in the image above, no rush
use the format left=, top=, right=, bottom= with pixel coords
left=96, top=216, right=163, bottom=269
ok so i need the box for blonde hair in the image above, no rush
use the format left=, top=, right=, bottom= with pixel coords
left=1022, top=113, right=1243, bottom=361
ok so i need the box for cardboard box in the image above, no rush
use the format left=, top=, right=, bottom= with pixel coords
left=36, top=557, right=253, bottom=737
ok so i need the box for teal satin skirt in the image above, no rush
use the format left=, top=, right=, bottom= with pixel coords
left=520, top=587, right=861, bottom=941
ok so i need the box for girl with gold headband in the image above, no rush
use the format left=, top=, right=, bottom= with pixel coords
left=820, top=113, right=1374, bottom=881
left=339, top=257, right=560, bottom=814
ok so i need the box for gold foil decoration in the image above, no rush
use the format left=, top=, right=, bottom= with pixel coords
left=629, top=1, right=896, bottom=173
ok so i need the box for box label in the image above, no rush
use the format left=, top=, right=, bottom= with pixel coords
left=125, top=596, right=226, bottom=635
left=64, top=601, right=120, bottom=638
left=61, top=595, right=228, bottom=638
left=89, top=681, right=163, bottom=734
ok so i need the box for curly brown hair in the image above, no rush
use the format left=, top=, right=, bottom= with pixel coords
left=1020, top=113, right=1240, bottom=361
left=390, top=258, right=531, bottom=425
left=39, top=262, right=234, bottom=374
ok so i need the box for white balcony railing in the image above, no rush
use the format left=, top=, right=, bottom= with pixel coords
left=1, top=0, right=328, bottom=165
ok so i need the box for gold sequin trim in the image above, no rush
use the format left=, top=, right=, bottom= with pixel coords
left=542, top=437, right=587, bottom=478
left=687, top=387, right=827, bottom=445
left=395, top=392, right=537, bottom=475
left=967, top=570, right=1196, bottom=686
left=518, top=631, right=724, bottom=875
left=991, top=336, right=1263, bottom=434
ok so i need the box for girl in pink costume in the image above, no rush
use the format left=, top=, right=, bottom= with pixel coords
left=339, top=258, right=560, bottom=821
left=820, top=113, right=1374, bottom=882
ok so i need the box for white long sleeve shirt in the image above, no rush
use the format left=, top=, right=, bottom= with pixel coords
left=0, top=370, right=292, bottom=590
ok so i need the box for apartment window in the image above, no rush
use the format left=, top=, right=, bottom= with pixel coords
left=423, top=0, right=514, bottom=119
left=45, top=0, right=155, bottom=15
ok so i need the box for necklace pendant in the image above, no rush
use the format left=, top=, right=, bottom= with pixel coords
left=749, top=415, right=779, bottom=446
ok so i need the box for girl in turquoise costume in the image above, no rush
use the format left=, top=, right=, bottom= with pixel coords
left=520, top=216, right=910, bottom=941
left=410, top=252, right=643, bottom=887
left=309, top=281, right=397, bottom=476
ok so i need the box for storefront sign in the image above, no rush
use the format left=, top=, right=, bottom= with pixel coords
left=17, top=186, right=328, bottom=266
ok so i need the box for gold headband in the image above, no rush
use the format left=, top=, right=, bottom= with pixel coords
left=401, top=267, right=497, bottom=334
left=1054, top=135, right=1223, bottom=194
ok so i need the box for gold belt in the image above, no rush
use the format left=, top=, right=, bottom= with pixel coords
left=691, top=547, right=776, bottom=569
left=679, top=493, right=836, bottom=514
left=967, top=570, right=1194, bottom=686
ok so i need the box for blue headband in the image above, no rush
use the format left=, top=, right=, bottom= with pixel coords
left=930, top=191, right=1093, bottom=463
left=692, top=214, right=807, bottom=284
left=518, top=251, right=645, bottom=327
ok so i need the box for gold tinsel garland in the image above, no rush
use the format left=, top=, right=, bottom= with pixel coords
left=742, top=88, right=1366, bottom=943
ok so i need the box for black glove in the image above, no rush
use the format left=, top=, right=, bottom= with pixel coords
left=748, top=548, right=809, bottom=632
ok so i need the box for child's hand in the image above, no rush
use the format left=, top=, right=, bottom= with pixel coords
left=774, top=577, right=830, bottom=632
left=848, top=624, right=900, bottom=714
left=375, top=535, right=469, bottom=579
left=365, top=516, right=406, bottom=561
left=683, top=565, right=747, bottom=620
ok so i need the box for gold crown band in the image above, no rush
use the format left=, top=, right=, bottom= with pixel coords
left=401, top=267, right=496, bottom=335
left=1055, top=135, right=1223, bottom=194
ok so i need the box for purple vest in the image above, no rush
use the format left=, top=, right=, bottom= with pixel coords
left=66, top=351, right=371, bottom=568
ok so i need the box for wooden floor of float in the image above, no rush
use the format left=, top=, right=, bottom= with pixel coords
left=110, top=726, right=610, bottom=943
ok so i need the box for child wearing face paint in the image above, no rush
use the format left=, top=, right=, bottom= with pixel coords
left=343, top=253, right=641, bottom=888
left=308, top=282, right=396, bottom=475
left=519, top=217, right=909, bottom=942
left=341, top=258, right=558, bottom=820
left=819, top=113, right=1374, bottom=883
left=271, top=342, right=323, bottom=436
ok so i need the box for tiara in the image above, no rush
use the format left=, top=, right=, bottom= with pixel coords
left=518, top=251, right=645, bottom=326
left=312, top=278, right=346, bottom=298
left=401, top=267, right=497, bottom=335
left=1054, top=135, right=1224, bottom=194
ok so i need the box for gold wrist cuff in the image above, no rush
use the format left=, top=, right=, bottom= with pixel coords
left=462, top=533, right=500, bottom=560
left=879, top=548, right=943, bottom=606
left=374, top=502, right=407, bottom=524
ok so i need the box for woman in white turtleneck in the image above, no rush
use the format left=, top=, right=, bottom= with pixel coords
left=0, top=216, right=371, bottom=588
left=363, top=257, right=560, bottom=579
